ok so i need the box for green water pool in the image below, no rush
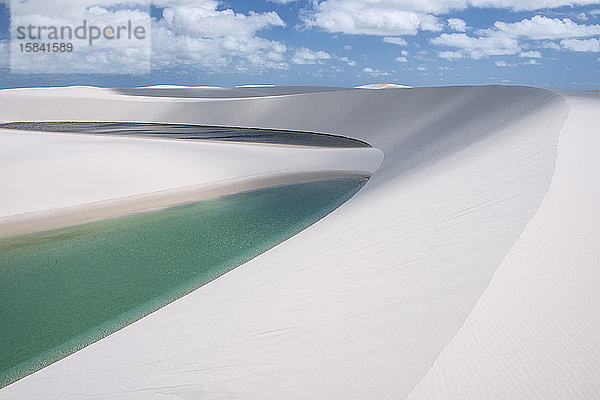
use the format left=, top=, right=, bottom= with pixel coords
left=0, top=177, right=366, bottom=388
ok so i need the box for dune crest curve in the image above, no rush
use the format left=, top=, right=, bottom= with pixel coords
left=0, top=85, right=582, bottom=399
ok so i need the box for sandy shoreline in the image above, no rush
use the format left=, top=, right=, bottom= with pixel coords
left=0, top=170, right=369, bottom=240
left=0, top=129, right=383, bottom=218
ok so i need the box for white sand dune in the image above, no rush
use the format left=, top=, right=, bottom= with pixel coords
left=406, top=91, right=600, bottom=400
left=0, top=85, right=598, bottom=399
left=355, top=83, right=412, bottom=89
left=139, top=85, right=226, bottom=89
left=0, top=130, right=381, bottom=237
left=235, top=84, right=276, bottom=87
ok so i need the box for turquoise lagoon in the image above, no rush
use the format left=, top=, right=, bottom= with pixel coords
left=0, top=177, right=366, bottom=388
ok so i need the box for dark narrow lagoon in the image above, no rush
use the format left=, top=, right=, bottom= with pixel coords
left=0, top=178, right=366, bottom=388
left=0, top=122, right=369, bottom=148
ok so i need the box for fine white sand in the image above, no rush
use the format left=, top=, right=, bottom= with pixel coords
left=0, top=85, right=598, bottom=399
left=0, top=130, right=381, bottom=237
left=355, top=83, right=412, bottom=89
left=405, top=91, right=600, bottom=400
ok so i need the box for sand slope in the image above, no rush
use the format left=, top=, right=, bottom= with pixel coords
left=406, top=91, right=600, bottom=400
left=0, top=131, right=381, bottom=237
left=1, top=85, right=597, bottom=399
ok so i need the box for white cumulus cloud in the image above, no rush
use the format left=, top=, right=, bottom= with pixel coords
left=151, top=0, right=288, bottom=72
left=447, top=17, right=467, bottom=31
left=302, top=0, right=600, bottom=37
left=9, top=0, right=152, bottom=74
left=438, top=50, right=463, bottom=59
left=8, top=0, right=292, bottom=74
left=493, top=15, right=600, bottom=39
left=495, top=60, right=515, bottom=66
left=542, top=41, right=561, bottom=49
left=383, top=37, right=408, bottom=45
left=303, top=0, right=445, bottom=36
left=432, top=13, right=600, bottom=59
left=561, top=37, right=600, bottom=52
left=339, top=55, right=356, bottom=66
left=471, top=0, right=600, bottom=10
left=431, top=33, right=521, bottom=59
left=363, top=66, right=389, bottom=77
left=161, top=5, right=284, bottom=38
left=519, top=50, right=542, bottom=57
left=291, top=47, right=332, bottom=64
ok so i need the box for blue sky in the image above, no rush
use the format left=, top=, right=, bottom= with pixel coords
left=1, top=0, right=600, bottom=89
